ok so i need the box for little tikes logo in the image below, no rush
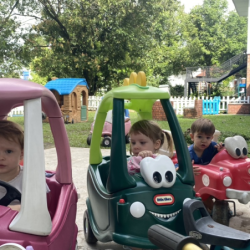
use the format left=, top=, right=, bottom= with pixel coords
left=154, top=194, right=174, bottom=205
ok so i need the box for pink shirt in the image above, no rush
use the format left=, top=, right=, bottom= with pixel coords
left=127, top=155, right=157, bottom=175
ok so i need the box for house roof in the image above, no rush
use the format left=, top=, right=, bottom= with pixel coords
left=232, top=0, right=248, bottom=17
left=45, top=78, right=89, bottom=95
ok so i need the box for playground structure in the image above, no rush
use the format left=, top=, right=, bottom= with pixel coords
left=45, top=78, right=89, bottom=123
left=185, top=51, right=247, bottom=97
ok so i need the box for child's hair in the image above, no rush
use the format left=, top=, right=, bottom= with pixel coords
left=190, top=118, right=215, bottom=135
left=0, top=120, right=24, bottom=150
left=129, top=120, right=173, bottom=155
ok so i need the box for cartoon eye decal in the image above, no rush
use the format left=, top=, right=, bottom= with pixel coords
left=165, top=171, right=173, bottom=182
left=225, top=136, right=248, bottom=159
left=243, top=147, right=248, bottom=156
left=153, top=172, right=162, bottom=184
left=235, top=148, right=241, bottom=157
left=140, top=155, right=176, bottom=189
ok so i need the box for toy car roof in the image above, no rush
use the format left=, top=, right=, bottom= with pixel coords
left=89, top=72, right=170, bottom=165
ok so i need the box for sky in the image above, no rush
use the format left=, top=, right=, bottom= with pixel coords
left=180, top=0, right=236, bottom=13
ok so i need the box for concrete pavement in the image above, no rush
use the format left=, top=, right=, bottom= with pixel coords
left=44, top=147, right=250, bottom=250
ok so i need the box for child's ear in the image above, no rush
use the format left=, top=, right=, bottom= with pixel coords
left=154, top=139, right=161, bottom=150
left=190, top=133, right=194, bottom=141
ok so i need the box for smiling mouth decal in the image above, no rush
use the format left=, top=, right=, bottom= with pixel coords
left=149, top=209, right=181, bottom=219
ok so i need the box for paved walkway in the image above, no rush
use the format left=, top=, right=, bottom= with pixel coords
left=44, top=147, right=250, bottom=250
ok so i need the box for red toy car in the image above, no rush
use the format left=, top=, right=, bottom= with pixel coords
left=194, top=135, right=250, bottom=225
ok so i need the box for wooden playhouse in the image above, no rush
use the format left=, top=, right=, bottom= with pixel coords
left=45, top=78, right=89, bottom=123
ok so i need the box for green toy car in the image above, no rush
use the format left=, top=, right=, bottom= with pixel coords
left=84, top=72, right=196, bottom=249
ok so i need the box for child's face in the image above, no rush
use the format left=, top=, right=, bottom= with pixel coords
left=130, top=132, right=161, bottom=156
left=0, top=136, right=23, bottom=181
left=190, top=132, right=213, bottom=151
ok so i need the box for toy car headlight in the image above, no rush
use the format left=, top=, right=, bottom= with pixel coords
left=130, top=202, right=145, bottom=218
left=223, top=176, right=232, bottom=187
left=140, top=155, right=176, bottom=189
left=225, top=136, right=248, bottom=159
left=0, top=243, right=27, bottom=250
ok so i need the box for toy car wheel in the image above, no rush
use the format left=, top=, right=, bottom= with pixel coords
left=125, top=134, right=130, bottom=144
left=83, top=210, right=97, bottom=244
left=102, top=137, right=111, bottom=147
left=87, top=135, right=92, bottom=146
left=212, top=200, right=230, bottom=226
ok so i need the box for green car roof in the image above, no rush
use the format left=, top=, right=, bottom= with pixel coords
left=90, top=84, right=170, bottom=164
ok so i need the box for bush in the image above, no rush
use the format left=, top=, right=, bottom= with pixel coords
left=170, top=84, right=184, bottom=97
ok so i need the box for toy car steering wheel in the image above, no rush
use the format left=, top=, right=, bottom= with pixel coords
left=0, top=180, right=21, bottom=206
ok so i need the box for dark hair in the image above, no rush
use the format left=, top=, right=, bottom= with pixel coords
left=129, top=120, right=173, bottom=155
left=0, top=120, right=24, bottom=150
left=190, top=118, right=215, bottom=135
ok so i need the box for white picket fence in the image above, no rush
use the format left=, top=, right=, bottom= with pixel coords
left=88, top=96, right=102, bottom=110
left=8, top=95, right=250, bottom=117
left=8, top=106, right=25, bottom=117
left=171, top=96, right=250, bottom=115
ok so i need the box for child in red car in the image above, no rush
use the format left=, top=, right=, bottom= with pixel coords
left=189, top=118, right=224, bottom=213
left=189, top=118, right=224, bottom=175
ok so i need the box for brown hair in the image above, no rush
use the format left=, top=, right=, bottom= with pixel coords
left=190, top=118, right=215, bottom=135
left=0, top=120, right=24, bottom=150
left=129, top=120, right=173, bottom=155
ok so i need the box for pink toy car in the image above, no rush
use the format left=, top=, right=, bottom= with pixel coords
left=87, top=109, right=131, bottom=147
left=0, top=79, right=78, bottom=250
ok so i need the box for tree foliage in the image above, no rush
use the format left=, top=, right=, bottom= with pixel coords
left=0, top=0, right=28, bottom=77
left=0, top=0, right=248, bottom=95
left=23, top=0, right=183, bottom=94
left=183, top=0, right=247, bottom=67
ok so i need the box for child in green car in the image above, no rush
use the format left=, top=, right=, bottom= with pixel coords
left=127, top=120, right=175, bottom=175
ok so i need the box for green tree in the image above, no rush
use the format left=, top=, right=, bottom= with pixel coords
left=4, top=0, right=185, bottom=94
left=25, top=0, right=182, bottom=94
left=183, top=0, right=247, bottom=67
left=0, top=0, right=28, bottom=77
left=143, top=2, right=187, bottom=86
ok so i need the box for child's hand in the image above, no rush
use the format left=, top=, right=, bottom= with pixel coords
left=192, top=160, right=201, bottom=175
left=8, top=204, right=21, bottom=212
left=138, top=151, right=153, bottom=158
left=214, top=143, right=225, bottom=152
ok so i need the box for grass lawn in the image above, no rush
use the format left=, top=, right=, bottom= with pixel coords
left=9, top=112, right=250, bottom=154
